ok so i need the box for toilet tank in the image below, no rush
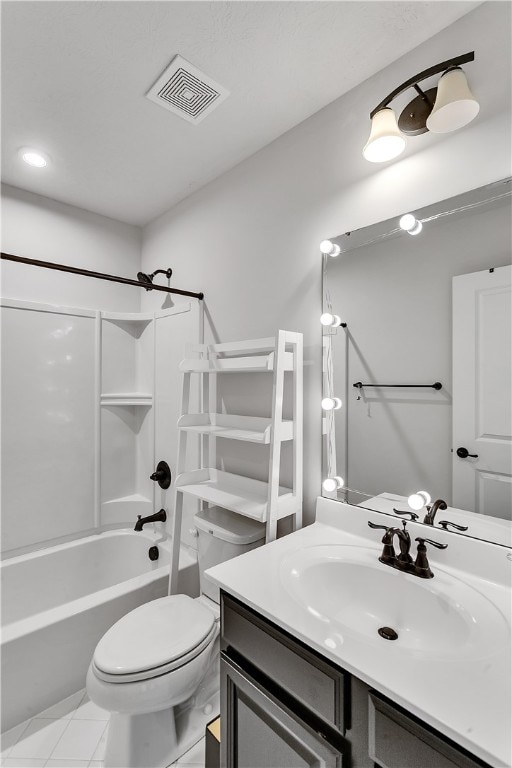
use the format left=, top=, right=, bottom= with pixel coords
left=193, top=507, right=265, bottom=602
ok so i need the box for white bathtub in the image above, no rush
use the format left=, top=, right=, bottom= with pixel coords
left=0, top=529, right=198, bottom=732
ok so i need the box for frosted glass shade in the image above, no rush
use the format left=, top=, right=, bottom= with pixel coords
left=426, top=68, right=479, bottom=134
left=363, top=108, right=406, bottom=163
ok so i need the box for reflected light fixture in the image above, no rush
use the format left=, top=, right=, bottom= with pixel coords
left=323, top=476, right=344, bottom=493
left=408, top=491, right=432, bottom=511
left=320, top=312, right=345, bottom=327
left=321, top=397, right=342, bottom=411
left=363, top=51, right=478, bottom=163
left=399, top=214, right=423, bottom=236
left=320, top=240, right=341, bottom=257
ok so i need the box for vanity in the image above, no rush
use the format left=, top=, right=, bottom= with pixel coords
left=207, top=498, right=511, bottom=768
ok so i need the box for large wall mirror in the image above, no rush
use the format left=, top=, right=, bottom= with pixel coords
left=322, top=177, right=511, bottom=547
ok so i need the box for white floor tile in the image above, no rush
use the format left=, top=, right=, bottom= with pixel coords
left=37, top=692, right=85, bottom=721
left=1, top=758, right=47, bottom=766
left=71, top=697, right=108, bottom=722
left=178, top=738, right=205, bottom=766
left=9, top=721, right=69, bottom=760
left=45, top=760, right=89, bottom=767
left=0, top=722, right=31, bottom=758
left=49, top=722, right=106, bottom=763
left=89, top=727, right=108, bottom=763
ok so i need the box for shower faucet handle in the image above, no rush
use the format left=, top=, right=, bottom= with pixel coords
left=150, top=460, right=172, bottom=489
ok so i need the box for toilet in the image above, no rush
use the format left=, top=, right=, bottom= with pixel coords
left=86, top=507, right=265, bottom=768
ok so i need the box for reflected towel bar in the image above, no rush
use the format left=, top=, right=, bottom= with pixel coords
left=1, top=252, right=204, bottom=300
left=353, top=381, right=442, bottom=390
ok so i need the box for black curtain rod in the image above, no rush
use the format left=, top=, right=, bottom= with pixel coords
left=353, top=382, right=442, bottom=390
left=1, top=252, right=204, bottom=300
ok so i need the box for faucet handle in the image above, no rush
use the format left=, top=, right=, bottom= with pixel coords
left=438, top=520, right=469, bottom=532
left=368, top=521, right=392, bottom=531
left=414, top=536, right=447, bottom=578
left=415, top=537, right=448, bottom=550
left=393, top=508, right=419, bottom=521
left=368, top=521, right=397, bottom=563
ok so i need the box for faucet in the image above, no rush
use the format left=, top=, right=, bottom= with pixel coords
left=368, top=520, right=447, bottom=578
left=423, top=499, right=447, bottom=525
left=134, top=508, right=167, bottom=531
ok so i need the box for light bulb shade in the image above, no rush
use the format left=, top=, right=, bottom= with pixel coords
left=322, top=476, right=344, bottom=492
left=320, top=313, right=342, bottom=327
left=321, top=397, right=342, bottom=411
left=363, top=108, right=406, bottom=163
left=408, top=490, right=431, bottom=510
left=408, top=220, right=423, bottom=236
left=320, top=240, right=341, bottom=257
left=399, top=214, right=417, bottom=232
left=426, top=68, right=479, bottom=134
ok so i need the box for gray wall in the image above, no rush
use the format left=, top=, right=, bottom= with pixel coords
left=140, top=3, right=511, bottom=524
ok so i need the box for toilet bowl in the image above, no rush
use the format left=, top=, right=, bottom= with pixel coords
left=86, top=594, right=220, bottom=768
left=87, top=507, right=265, bottom=768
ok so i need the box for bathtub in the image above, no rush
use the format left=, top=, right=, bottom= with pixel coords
left=0, top=529, right=199, bottom=732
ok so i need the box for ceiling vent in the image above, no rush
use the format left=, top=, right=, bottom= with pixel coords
left=146, top=55, right=229, bottom=124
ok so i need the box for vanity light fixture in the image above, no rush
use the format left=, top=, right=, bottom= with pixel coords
left=363, top=51, right=478, bottom=163
left=320, top=313, right=345, bottom=328
left=399, top=214, right=423, bottom=236
left=320, top=240, right=341, bottom=257
left=407, top=491, right=432, bottom=511
left=322, top=476, right=344, bottom=493
left=321, top=397, right=342, bottom=411
left=20, top=148, right=49, bottom=168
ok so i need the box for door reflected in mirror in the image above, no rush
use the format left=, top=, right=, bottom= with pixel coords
left=322, top=177, right=512, bottom=547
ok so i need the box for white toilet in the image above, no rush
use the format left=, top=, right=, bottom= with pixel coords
left=86, top=507, right=265, bottom=768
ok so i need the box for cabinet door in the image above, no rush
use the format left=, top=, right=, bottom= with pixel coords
left=221, top=656, right=343, bottom=768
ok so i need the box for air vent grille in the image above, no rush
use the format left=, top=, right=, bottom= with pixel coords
left=146, top=55, right=229, bottom=124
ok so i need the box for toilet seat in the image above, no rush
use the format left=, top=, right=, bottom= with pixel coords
left=93, top=595, right=216, bottom=684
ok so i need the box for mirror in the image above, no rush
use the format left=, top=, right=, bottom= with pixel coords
left=322, top=177, right=511, bottom=547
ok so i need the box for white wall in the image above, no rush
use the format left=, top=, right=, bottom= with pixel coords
left=1, top=186, right=144, bottom=552
left=140, top=3, right=512, bottom=524
left=1, top=184, right=142, bottom=312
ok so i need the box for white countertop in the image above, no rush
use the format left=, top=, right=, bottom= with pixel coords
left=206, top=497, right=512, bottom=767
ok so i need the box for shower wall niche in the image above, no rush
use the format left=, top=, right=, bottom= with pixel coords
left=100, top=313, right=155, bottom=524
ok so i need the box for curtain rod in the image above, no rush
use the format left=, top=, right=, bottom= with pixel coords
left=0, top=252, right=204, bottom=300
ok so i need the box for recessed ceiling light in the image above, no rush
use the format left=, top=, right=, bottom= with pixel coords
left=20, top=148, right=48, bottom=168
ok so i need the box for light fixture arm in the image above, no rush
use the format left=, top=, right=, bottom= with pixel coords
left=369, top=51, right=474, bottom=118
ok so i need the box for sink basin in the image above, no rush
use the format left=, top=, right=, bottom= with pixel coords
left=280, top=545, right=509, bottom=659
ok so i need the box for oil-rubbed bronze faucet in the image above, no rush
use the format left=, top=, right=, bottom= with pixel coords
left=423, top=499, right=447, bottom=525
left=134, top=508, right=167, bottom=531
left=368, top=520, right=447, bottom=578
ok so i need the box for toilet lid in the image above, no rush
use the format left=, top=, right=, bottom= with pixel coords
left=93, top=595, right=215, bottom=677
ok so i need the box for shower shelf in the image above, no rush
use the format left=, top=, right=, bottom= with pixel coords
left=175, top=469, right=298, bottom=523
left=177, top=413, right=293, bottom=443
left=102, top=493, right=153, bottom=517
left=101, top=393, right=153, bottom=406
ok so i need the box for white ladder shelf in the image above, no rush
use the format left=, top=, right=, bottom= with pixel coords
left=169, top=331, right=303, bottom=595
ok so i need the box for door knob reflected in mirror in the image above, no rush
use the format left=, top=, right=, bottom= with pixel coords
left=456, top=447, right=478, bottom=459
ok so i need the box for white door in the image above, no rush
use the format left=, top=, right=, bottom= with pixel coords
left=452, top=265, right=512, bottom=519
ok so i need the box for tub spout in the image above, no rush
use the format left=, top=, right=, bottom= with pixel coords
left=134, top=509, right=167, bottom=531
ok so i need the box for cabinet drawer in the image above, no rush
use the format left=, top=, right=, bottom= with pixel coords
left=369, top=693, right=487, bottom=768
left=221, top=593, right=345, bottom=730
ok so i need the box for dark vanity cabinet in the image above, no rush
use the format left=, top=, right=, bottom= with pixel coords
left=220, top=593, right=490, bottom=768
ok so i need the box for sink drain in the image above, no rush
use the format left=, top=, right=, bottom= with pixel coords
left=378, top=626, right=398, bottom=641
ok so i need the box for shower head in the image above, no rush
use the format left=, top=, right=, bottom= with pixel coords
left=136, top=268, right=172, bottom=291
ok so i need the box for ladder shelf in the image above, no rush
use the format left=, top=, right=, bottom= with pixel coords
left=170, top=330, right=303, bottom=595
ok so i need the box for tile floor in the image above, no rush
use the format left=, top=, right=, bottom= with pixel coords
left=0, top=691, right=205, bottom=768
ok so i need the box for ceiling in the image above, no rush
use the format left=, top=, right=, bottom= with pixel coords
left=1, top=1, right=480, bottom=226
